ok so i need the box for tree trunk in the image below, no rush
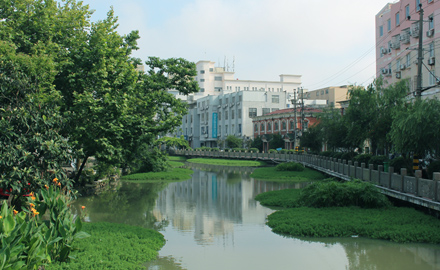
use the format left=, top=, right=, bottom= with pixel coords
left=74, top=155, right=89, bottom=183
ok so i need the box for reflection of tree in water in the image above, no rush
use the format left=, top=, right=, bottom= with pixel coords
left=144, top=256, right=187, bottom=270
left=295, top=237, right=440, bottom=270
left=75, top=182, right=169, bottom=230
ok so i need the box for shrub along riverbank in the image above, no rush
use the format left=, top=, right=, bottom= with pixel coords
left=187, top=158, right=265, bottom=167
left=256, top=179, right=440, bottom=244
left=250, top=163, right=326, bottom=182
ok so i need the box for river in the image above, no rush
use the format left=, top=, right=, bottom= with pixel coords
left=74, top=163, right=440, bottom=270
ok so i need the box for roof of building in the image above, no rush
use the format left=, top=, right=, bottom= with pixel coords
left=265, top=107, right=322, bottom=116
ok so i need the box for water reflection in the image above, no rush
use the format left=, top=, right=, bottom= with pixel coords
left=74, top=163, right=440, bottom=270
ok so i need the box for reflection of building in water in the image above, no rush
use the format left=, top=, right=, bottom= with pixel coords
left=154, top=167, right=300, bottom=245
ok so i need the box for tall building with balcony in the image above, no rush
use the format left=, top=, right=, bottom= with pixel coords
left=376, top=0, right=440, bottom=98
left=173, top=60, right=303, bottom=148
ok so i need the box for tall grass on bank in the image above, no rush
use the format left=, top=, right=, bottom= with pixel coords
left=250, top=166, right=325, bottom=182
left=122, top=167, right=193, bottom=182
left=255, top=189, right=302, bottom=208
left=267, top=207, right=440, bottom=243
left=48, top=222, right=165, bottom=270
left=187, top=158, right=265, bottom=167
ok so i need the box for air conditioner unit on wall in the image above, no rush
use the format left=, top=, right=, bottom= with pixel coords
left=381, top=48, right=388, bottom=54
left=428, top=57, right=435, bottom=65
left=427, top=29, right=435, bottom=38
left=400, top=64, right=406, bottom=70
left=381, top=68, right=388, bottom=75
left=396, top=71, right=401, bottom=79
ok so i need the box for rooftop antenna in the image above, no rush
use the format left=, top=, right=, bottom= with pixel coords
left=232, top=56, right=235, bottom=72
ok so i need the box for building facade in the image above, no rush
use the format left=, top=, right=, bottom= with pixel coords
left=376, top=0, right=440, bottom=98
left=305, top=86, right=350, bottom=108
left=174, top=61, right=303, bottom=148
left=252, top=108, right=321, bottom=152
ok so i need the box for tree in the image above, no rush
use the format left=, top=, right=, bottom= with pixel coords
left=316, top=107, right=350, bottom=151
left=300, top=124, right=322, bottom=153
left=251, top=136, right=263, bottom=152
left=390, top=98, right=440, bottom=160
left=226, top=135, right=242, bottom=149
left=157, top=136, right=191, bottom=150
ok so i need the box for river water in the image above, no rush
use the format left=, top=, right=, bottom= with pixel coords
left=74, top=164, right=440, bottom=270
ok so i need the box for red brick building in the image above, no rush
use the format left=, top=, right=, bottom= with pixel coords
left=252, top=108, right=321, bottom=152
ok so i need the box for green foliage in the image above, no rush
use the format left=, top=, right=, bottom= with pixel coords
left=0, top=184, right=89, bottom=269
left=157, top=136, right=190, bottom=150
left=279, top=149, right=288, bottom=154
left=428, top=160, right=440, bottom=179
left=268, top=149, right=277, bottom=153
left=266, top=206, right=440, bottom=243
left=354, top=154, right=372, bottom=165
left=320, top=151, right=333, bottom=157
left=225, top=135, right=242, bottom=149
left=121, top=168, right=193, bottom=182
left=341, top=152, right=357, bottom=162
left=300, top=124, right=322, bottom=153
left=276, top=162, right=305, bottom=172
left=390, top=98, right=440, bottom=158
left=250, top=136, right=263, bottom=152
left=368, top=155, right=389, bottom=170
left=390, top=156, right=411, bottom=174
left=297, top=179, right=391, bottom=208
left=130, top=146, right=169, bottom=174
left=332, top=152, right=344, bottom=159
left=249, top=148, right=259, bottom=153
left=187, top=158, right=264, bottom=167
left=250, top=166, right=326, bottom=182
left=195, top=147, right=212, bottom=151
left=316, top=107, right=350, bottom=151
left=255, top=189, right=302, bottom=208
left=47, top=222, right=165, bottom=270
left=211, top=147, right=220, bottom=152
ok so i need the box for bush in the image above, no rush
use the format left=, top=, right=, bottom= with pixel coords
left=354, top=154, right=372, bottom=165
left=390, top=156, right=410, bottom=174
left=195, top=146, right=211, bottom=151
left=332, top=152, right=344, bottom=159
left=276, top=162, right=305, bottom=172
left=341, top=152, right=357, bottom=162
left=288, top=150, right=296, bottom=154
left=368, top=155, right=389, bottom=170
left=320, top=151, right=333, bottom=157
left=297, top=179, right=391, bottom=208
left=428, top=160, right=440, bottom=179
left=211, top=147, right=220, bottom=152
left=280, top=149, right=288, bottom=154
left=249, top=148, right=259, bottom=153
left=268, top=149, right=277, bottom=153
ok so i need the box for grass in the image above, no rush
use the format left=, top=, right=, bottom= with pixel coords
left=168, top=161, right=185, bottom=168
left=168, top=156, right=187, bottom=161
left=187, top=158, right=265, bottom=167
left=250, top=166, right=326, bottom=182
left=255, top=189, right=302, bottom=208
left=47, top=222, right=165, bottom=270
left=121, top=167, right=193, bottom=182
left=267, top=206, right=440, bottom=244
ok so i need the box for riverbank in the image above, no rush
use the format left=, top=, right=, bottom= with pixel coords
left=250, top=165, right=326, bottom=182
left=186, top=158, right=265, bottom=167
left=255, top=180, right=440, bottom=244
left=47, top=222, right=165, bottom=270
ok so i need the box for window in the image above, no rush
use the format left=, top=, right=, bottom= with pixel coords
left=272, top=95, right=279, bottom=103
left=209, top=68, right=213, bottom=72
left=191, top=115, right=193, bottom=123
left=325, top=89, right=329, bottom=94
left=201, top=127, right=205, bottom=134
left=429, top=0, right=433, bottom=3
left=261, top=123, right=265, bottom=132
left=396, top=59, right=401, bottom=70
left=225, top=111, right=228, bottom=120
left=214, top=87, right=222, bottom=92
left=430, top=43, right=435, bottom=57
left=290, top=121, right=294, bottom=130
left=238, top=109, right=241, bottom=119
left=416, top=0, right=421, bottom=11
left=429, top=15, right=434, bottom=30
left=274, top=122, right=279, bottom=131
left=218, top=126, right=221, bottom=135
left=405, top=5, right=410, bottom=19
left=267, top=122, right=272, bottom=131
left=254, top=124, right=258, bottom=132
left=406, top=53, right=411, bottom=66
left=219, top=99, right=222, bottom=105
left=321, top=90, right=324, bottom=95
left=387, top=19, right=391, bottom=31
left=200, top=88, right=205, bottom=92
left=201, top=113, right=205, bottom=122
left=200, top=70, right=205, bottom=74
left=249, top=108, right=257, bottom=117
left=238, top=124, right=242, bottom=133
left=232, top=124, right=235, bottom=134
left=200, top=79, right=205, bottom=82
left=396, top=12, right=400, bottom=26
left=225, top=125, right=228, bottom=134
left=218, top=112, right=221, bottom=120
left=380, top=25, right=384, bottom=37
left=226, top=98, right=229, bottom=104
left=271, top=108, right=279, bottom=112
left=317, top=91, right=319, bottom=96
left=214, top=76, right=222, bottom=81
left=282, top=121, right=286, bottom=130
left=263, top=108, right=271, bottom=115
left=239, top=95, right=242, bottom=102
left=429, top=69, right=436, bottom=85
left=232, top=96, right=235, bottom=103
left=232, top=110, right=235, bottom=119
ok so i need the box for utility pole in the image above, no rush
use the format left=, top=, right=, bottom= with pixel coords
left=416, top=4, right=424, bottom=99
left=300, top=87, right=305, bottom=134
left=293, top=90, right=297, bottom=150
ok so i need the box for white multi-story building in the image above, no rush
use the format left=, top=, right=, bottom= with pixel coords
left=173, top=61, right=302, bottom=148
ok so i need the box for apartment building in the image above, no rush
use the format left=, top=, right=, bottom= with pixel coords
left=305, top=86, right=350, bottom=108
left=174, top=61, right=303, bottom=148
left=376, top=0, right=440, bottom=98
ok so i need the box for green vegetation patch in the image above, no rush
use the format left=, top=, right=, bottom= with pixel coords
left=168, top=161, right=185, bottom=168
left=276, top=162, right=305, bottom=172
left=267, top=207, right=440, bottom=244
left=187, top=158, right=265, bottom=167
left=48, top=222, right=165, bottom=270
left=168, top=156, right=187, bottom=161
left=250, top=166, right=325, bottom=182
left=122, top=167, right=193, bottom=182
left=255, top=189, right=302, bottom=208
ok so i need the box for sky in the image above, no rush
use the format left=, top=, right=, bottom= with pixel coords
left=82, top=0, right=391, bottom=90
